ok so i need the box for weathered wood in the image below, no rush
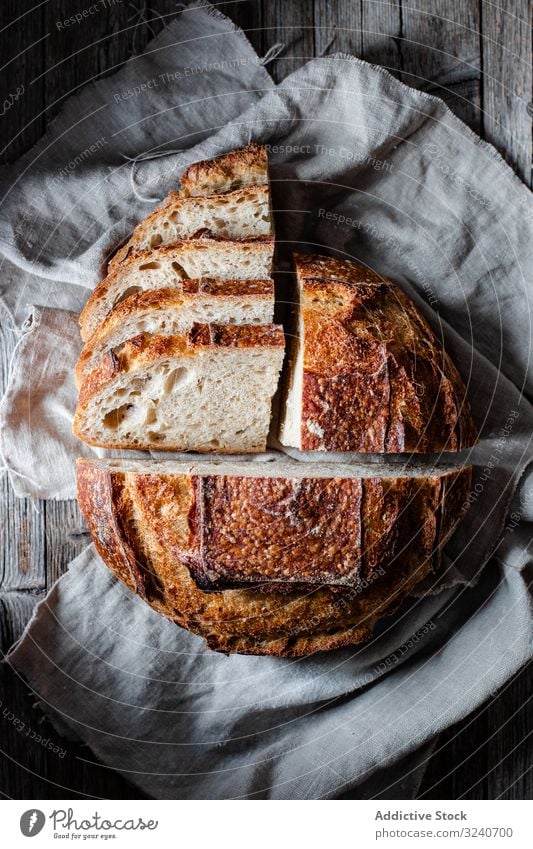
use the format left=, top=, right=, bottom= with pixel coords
left=362, top=0, right=402, bottom=71
left=313, top=1, right=363, bottom=58
left=260, top=0, right=315, bottom=83
left=221, top=0, right=264, bottom=56
left=481, top=0, right=532, bottom=184
left=419, top=662, right=533, bottom=799
left=400, top=0, right=481, bottom=132
left=43, top=501, right=89, bottom=588
left=0, top=1, right=46, bottom=165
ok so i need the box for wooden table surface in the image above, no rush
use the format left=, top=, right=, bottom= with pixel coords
left=0, top=0, right=531, bottom=800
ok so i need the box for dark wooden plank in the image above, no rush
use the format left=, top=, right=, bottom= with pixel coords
left=362, top=0, right=403, bottom=71
left=260, top=0, right=315, bottom=83
left=313, top=0, right=363, bottom=58
left=219, top=1, right=263, bottom=57
left=426, top=76, right=482, bottom=133
left=43, top=501, right=89, bottom=588
left=419, top=662, right=533, bottom=799
left=0, top=0, right=46, bottom=164
left=43, top=0, right=182, bottom=119
left=400, top=0, right=481, bottom=132
left=311, top=1, right=481, bottom=133
left=402, top=0, right=481, bottom=84
left=481, top=0, right=532, bottom=184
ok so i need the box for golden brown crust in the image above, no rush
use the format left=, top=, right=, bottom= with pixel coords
left=109, top=183, right=270, bottom=269
left=76, top=460, right=471, bottom=657
left=293, top=255, right=477, bottom=452
left=295, top=253, right=385, bottom=286
left=80, top=234, right=275, bottom=340
left=180, top=144, right=268, bottom=197
left=75, top=280, right=275, bottom=383
left=76, top=323, right=285, bottom=409
left=107, top=232, right=274, bottom=276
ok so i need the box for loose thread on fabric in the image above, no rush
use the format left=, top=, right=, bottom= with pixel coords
left=127, top=3, right=169, bottom=56
left=121, top=148, right=184, bottom=203
left=320, top=31, right=337, bottom=56
left=260, top=42, right=286, bottom=66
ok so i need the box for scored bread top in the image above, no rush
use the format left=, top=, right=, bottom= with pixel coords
left=288, top=253, right=477, bottom=453
left=77, top=323, right=285, bottom=408
left=187, top=471, right=453, bottom=591
left=76, top=458, right=472, bottom=655
left=180, top=143, right=268, bottom=197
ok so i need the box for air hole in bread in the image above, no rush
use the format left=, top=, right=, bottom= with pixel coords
left=103, top=404, right=133, bottom=429
left=163, top=367, right=189, bottom=394
left=213, top=218, right=225, bottom=229
left=138, top=261, right=162, bottom=271
left=144, top=406, right=157, bottom=425
left=150, top=234, right=163, bottom=247
left=147, top=431, right=166, bottom=442
left=112, top=286, right=142, bottom=307
left=171, top=261, right=188, bottom=278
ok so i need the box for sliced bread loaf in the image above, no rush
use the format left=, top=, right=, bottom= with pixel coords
left=77, top=455, right=471, bottom=656
left=73, top=324, right=285, bottom=453
left=279, top=253, right=477, bottom=453
left=180, top=143, right=268, bottom=197
left=109, top=183, right=272, bottom=270
left=75, top=280, right=275, bottom=385
left=80, top=235, right=275, bottom=341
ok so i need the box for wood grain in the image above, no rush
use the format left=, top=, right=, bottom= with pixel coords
left=481, top=0, right=532, bottom=184
left=0, top=0, right=531, bottom=801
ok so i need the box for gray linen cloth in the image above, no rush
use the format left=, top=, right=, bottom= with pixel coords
left=1, top=2, right=532, bottom=798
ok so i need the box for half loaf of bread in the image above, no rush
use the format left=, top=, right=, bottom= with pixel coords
left=75, top=279, right=275, bottom=385
left=73, top=324, right=285, bottom=452
left=279, top=253, right=477, bottom=453
left=80, top=235, right=275, bottom=341
left=77, top=455, right=471, bottom=656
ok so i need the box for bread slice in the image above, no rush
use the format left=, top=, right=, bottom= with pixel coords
left=76, top=455, right=472, bottom=656
left=109, top=183, right=272, bottom=271
left=80, top=235, right=275, bottom=341
left=279, top=253, right=477, bottom=453
left=75, top=280, right=275, bottom=385
left=180, top=143, right=268, bottom=197
left=73, top=324, right=285, bottom=453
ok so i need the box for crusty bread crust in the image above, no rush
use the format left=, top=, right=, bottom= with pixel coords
left=283, top=254, right=477, bottom=453
left=109, top=183, right=271, bottom=270
left=180, top=143, right=268, bottom=197
left=76, top=459, right=471, bottom=656
left=75, top=280, right=275, bottom=384
left=76, top=323, right=285, bottom=410
left=80, top=235, right=275, bottom=341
